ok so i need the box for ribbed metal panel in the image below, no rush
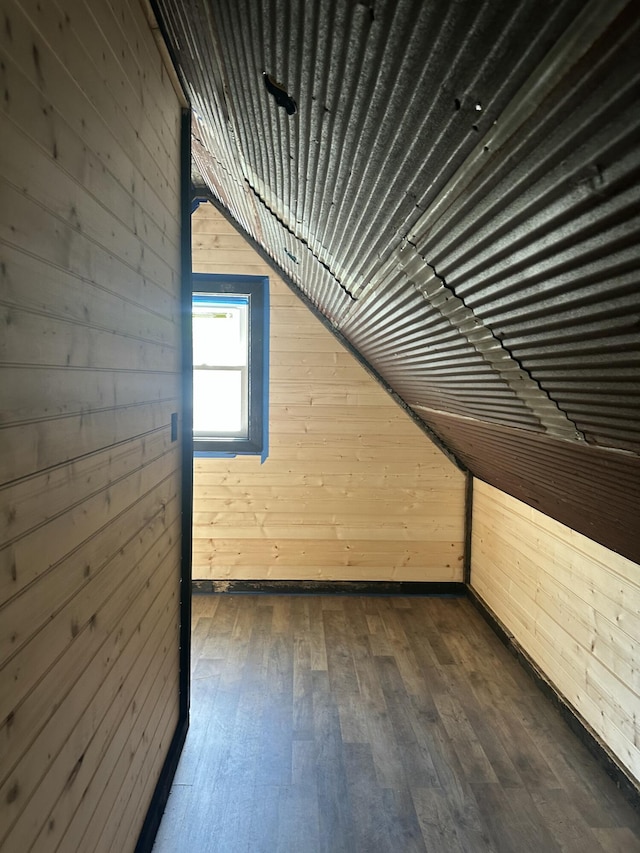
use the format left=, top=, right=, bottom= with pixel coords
left=224, top=0, right=591, bottom=295
left=160, top=0, right=587, bottom=298
left=408, top=1, right=640, bottom=451
left=154, top=0, right=640, bottom=561
left=341, top=271, right=541, bottom=427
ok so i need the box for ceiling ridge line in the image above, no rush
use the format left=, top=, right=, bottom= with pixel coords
left=202, top=195, right=467, bottom=472
left=241, top=177, right=357, bottom=301
left=237, top=154, right=358, bottom=289
left=396, top=240, right=585, bottom=443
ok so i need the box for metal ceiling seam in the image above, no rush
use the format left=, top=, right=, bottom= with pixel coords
left=466, top=266, right=640, bottom=322
left=168, top=2, right=269, bottom=248
left=216, top=8, right=269, bottom=199
left=241, top=177, right=357, bottom=302
left=250, top=199, right=354, bottom=320
left=305, top=0, right=370, bottom=260
left=289, top=0, right=313, bottom=234
left=193, top=142, right=257, bottom=240
left=332, top=1, right=636, bottom=452
left=340, top=268, right=541, bottom=428
left=254, top=203, right=351, bottom=323
left=240, top=173, right=357, bottom=303
left=410, top=402, right=541, bottom=426
left=394, top=241, right=585, bottom=442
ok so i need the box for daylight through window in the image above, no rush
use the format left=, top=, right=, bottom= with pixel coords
left=192, top=274, right=269, bottom=458
left=193, top=295, right=249, bottom=438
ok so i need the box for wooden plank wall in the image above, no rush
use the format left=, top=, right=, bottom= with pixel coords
left=0, top=1, right=183, bottom=851
left=471, top=479, right=640, bottom=785
left=192, top=205, right=466, bottom=581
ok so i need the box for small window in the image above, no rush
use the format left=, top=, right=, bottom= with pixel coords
left=192, top=274, right=269, bottom=458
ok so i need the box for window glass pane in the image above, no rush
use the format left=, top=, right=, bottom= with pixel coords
left=190, top=276, right=267, bottom=456
left=193, top=369, right=245, bottom=435
left=193, top=302, right=247, bottom=367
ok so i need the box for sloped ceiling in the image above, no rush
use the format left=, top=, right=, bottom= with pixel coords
left=154, top=0, right=640, bottom=563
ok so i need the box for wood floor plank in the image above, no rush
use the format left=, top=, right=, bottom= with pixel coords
left=412, top=787, right=467, bottom=853
left=459, top=702, right=525, bottom=789
left=277, top=783, right=320, bottom=853
left=530, top=789, right=608, bottom=853
left=397, top=738, right=441, bottom=789
left=470, top=783, right=561, bottom=853
left=311, top=670, right=355, bottom=853
left=343, top=742, right=389, bottom=853
left=374, top=654, right=419, bottom=744
left=293, top=635, right=314, bottom=739
left=366, top=704, right=408, bottom=789
left=592, top=827, right=640, bottom=853
left=410, top=709, right=495, bottom=850
left=245, top=784, right=280, bottom=853
left=336, top=691, right=370, bottom=745
left=153, top=595, right=640, bottom=853
left=307, top=598, right=328, bottom=672
left=323, top=610, right=359, bottom=696
left=380, top=786, right=427, bottom=853
left=169, top=669, right=221, bottom=789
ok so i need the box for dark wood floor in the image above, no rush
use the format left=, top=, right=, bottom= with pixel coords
left=153, top=594, right=640, bottom=853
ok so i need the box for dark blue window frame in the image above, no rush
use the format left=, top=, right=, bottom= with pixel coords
left=192, top=273, right=269, bottom=460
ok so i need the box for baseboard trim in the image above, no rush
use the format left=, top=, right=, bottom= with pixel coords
left=134, top=713, right=189, bottom=853
left=192, top=579, right=466, bottom=596
left=467, top=586, right=640, bottom=810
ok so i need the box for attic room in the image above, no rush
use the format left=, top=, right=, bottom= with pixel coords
left=0, top=0, right=638, bottom=851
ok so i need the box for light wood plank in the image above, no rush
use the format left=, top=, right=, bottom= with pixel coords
left=191, top=203, right=465, bottom=583
left=0, top=367, right=178, bottom=427
left=0, top=510, right=181, bottom=790
left=3, top=0, right=179, bottom=211
left=0, top=242, right=177, bottom=338
left=0, top=179, right=178, bottom=299
left=0, top=221, right=178, bottom=323
left=0, top=427, right=171, bottom=545
left=0, top=15, right=179, bottom=231
left=471, top=479, right=640, bottom=785
left=1, top=545, right=179, bottom=851
left=0, top=401, right=177, bottom=484
left=0, top=299, right=178, bottom=368
left=0, top=85, right=179, bottom=268
left=1, top=469, right=179, bottom=662
left=0, top=2, right=183, bottom=850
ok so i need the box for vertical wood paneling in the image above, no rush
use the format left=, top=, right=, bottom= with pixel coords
left=471, top=479, right=640, bottom=786
left=0, top=1, right=183, bottom=851
left=192, top=204, right=465, bottom=581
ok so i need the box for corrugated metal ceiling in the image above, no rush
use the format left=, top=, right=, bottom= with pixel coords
left=155, top=0, right=640, bottom=562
